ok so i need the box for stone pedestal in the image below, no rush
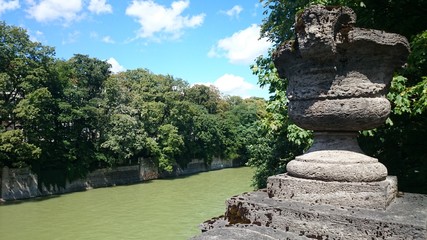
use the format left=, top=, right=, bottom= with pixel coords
left=268, top=174, right=397, bottom=210
left=192, top=5, right=425, bottom=240
left=286, top=132, right=388, bottom=182
left=193, top=191, right=427, bottom=240
left=269, top=4, right=410, bottom=215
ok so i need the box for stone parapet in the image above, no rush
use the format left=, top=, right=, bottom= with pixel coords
left=196, top=190, right=427, bottom=239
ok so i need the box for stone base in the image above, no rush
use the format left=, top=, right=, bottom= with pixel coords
left=194, top=190, right=427, bottom=240
left=191, top=225, right=310, bottom=240
left=286, top=132, right=388, bottom=182
left=267, top=174, right=397, bottom=210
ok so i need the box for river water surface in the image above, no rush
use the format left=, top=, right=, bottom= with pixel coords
left=0, top=167, right=254, bottom=240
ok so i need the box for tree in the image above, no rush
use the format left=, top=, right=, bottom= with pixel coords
left=0, top=129, right=41, bottom=168
left=220, top=97, right=268, bottom=165
left=250, top=0, right=427, bottom=192
left=184, top=84, right=222, bottom=114
left=0, top=23, right=113, bottom=183
left=157, top=124, right=184, bottom=172
left=101, top=113, right=150, bottom=165
left=0, top=22, right=55, bottom=169
left=102, top=69, right=190, bottom=172
left=48, top=55, right=111, bottom=181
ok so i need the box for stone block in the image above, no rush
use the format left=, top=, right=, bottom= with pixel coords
left=198, top=190, right=427, bottom=239
left=267, top=174, right=397, bottom=210
left=192, top=225, right=310, bottom=240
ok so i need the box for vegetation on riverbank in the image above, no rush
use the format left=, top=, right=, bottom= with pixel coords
left=2, top=0, right=426, bottom=194
left=0, top=21, right=266, bottom=187
left=248, top=0, right=427, bottom=193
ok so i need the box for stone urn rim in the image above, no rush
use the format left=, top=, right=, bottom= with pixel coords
left=273, top=5, right=410, bottom=132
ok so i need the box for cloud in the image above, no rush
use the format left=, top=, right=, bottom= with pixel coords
left=90, top=32, right=115, bottom=43
left=29, top=30, right=44, bottom=42
left=208, top=24, right=271, bottom=65
left=214, top=74, right=254, bottom=96
left=210, top=74, right=255, bottom=98
left=0, top=0, right=19, bottom=15
left=26, top=0, right=83, bottom=23
left=88, top=0, right=112, bottom=14
left=62, top=30, right=80, bottom=44
left=107, top=57, right=126, bottom=73
left=221, top=5, right=242, bottom=18
left=125, top=0, right=205, bottom=40
left=102, top=35, right=115, bottom=44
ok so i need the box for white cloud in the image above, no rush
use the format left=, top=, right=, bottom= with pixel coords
left=102, top=35, right=115, bottom=44
left=29, top=30, right=44, bottom=42
left=125, top=0, right=205, bottom=40
left=62, top=30, right=80, bottom=44
left=200, top=74, right=254, bottom=98
left=90, top=32, right=115, bottom=44
left=208, top=24, right=271, bottom=65
left=221, top=5, right=242, bottom=18
left=107, top=57, right=126, bottom=73
left=88, top=0, right=112, bottom=14
left=0, top=0, right=19, bottom=15
left=214, top=74, right=254, bottom=97
left=26, top=0, right=83, bottom=23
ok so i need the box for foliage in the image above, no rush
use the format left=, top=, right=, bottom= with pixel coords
left=100, top=68, right=265, bottom=173
left=157, top=124, right=184, bottom=172
left=250, top=0, right=427, bottom=192
left=184, top=84, right=222, bottom=114
left=0, top=21, right=266, bottom=189
left=0, top=129, right=41, bottom=168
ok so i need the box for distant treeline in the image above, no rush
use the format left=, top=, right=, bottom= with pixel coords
left=0, top=21, right=267, bottom=186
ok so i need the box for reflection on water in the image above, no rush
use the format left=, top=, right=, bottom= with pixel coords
left=0, top=167, right=253, bottom=240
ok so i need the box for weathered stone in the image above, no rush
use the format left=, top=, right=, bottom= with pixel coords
left=272, top=5, right=409, bottom=184
left=192, top=5, right=423, bottom=240
left=267, top=174, right=397, bottom=209
left=191, top=225, right=310, bottom=240
left=286, top=132, right=388, bottom=182
left=196, top=190, right=427, bottom=240
left=1, top=167, right=39, bottom=201
left=273, top=5, right=409, bottom=131
left=288, top=98, right=391, bottom=131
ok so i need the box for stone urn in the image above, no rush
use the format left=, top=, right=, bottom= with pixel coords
left=192, top=6, right=426, bottom=240
left=270, top=5, right=410, bottom=208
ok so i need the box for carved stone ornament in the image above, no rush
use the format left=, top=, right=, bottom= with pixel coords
left=192, top=6, right=426, bottom=240
left=273, top=5, right=409, bottom=183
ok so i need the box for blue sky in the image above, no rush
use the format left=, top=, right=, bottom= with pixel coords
left=0, top=0, right=273, bottom=98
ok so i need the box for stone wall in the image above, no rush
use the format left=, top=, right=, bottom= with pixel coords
left=0, top=161, right=158, bottom=201
left=0, top=157, right=235, bottom=201
left=139, top=158, right=159, bottom=181
left=37, top=165, right=147, bottom=196
left=1, top=167, right=39, bottom=201
left=210, top=157, right=235, bottom=170
left=179, top=159, right=207, bottom=175
left=175, top=158, right=235, bottom=176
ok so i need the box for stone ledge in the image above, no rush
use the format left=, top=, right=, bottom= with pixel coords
left=267, top=174, right=397, bottom=209
left=197, top=190, right=427, bottom=239
left=191, top=224, right=310, bottom=240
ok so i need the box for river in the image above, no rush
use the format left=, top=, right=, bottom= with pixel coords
left=0, top=167, right=254, bottom=240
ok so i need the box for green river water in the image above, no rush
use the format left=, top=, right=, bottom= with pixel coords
left=0, top=167, right=254, bottom=240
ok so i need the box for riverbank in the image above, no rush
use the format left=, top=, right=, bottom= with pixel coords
left=0, top=167, right=254, bottom=240
left=1, top=158, right=239, bottom=202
